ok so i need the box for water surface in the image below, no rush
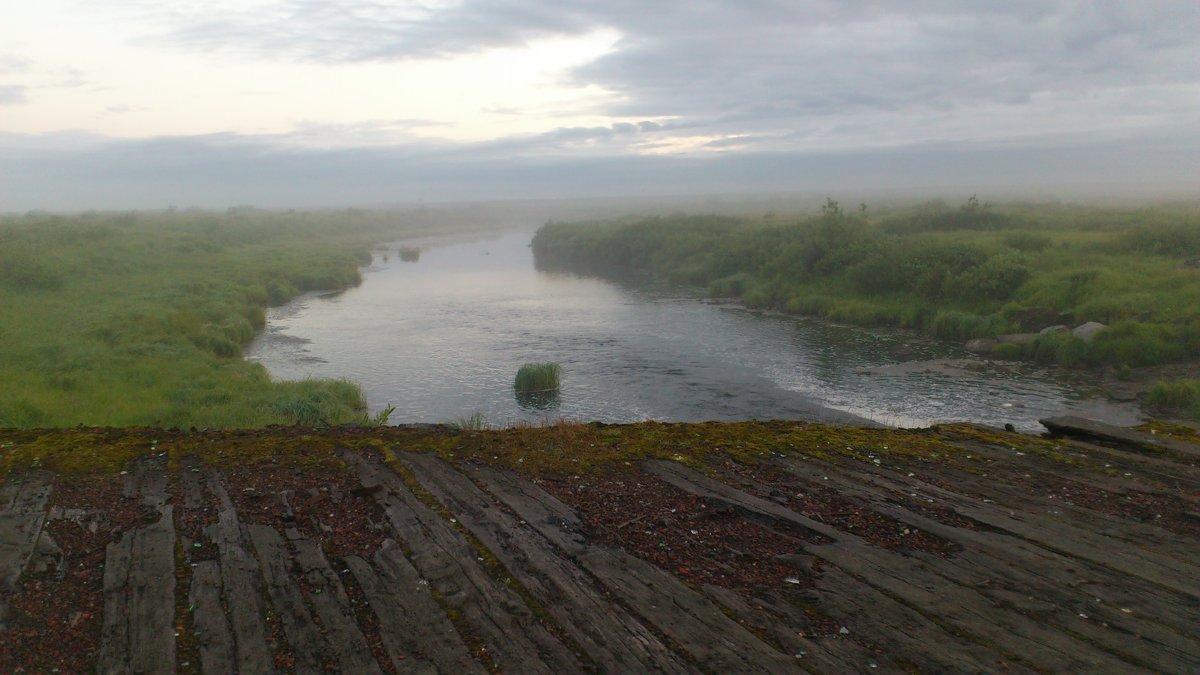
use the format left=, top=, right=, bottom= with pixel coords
left=246, top=228, right=1141, bottom=431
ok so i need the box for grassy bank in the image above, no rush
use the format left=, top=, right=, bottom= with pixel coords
left=0, top=208, right=461, bottom=428
left=532, top=200, right=1200, bottom=370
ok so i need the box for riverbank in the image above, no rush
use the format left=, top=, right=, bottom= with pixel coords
left=532, top=201, right=1200, bottom=375
left=0, top=209, right=506, bottom=428
left=2, top=419, right=1197, bottom=672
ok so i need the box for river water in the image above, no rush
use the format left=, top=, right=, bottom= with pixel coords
left=245, top=227, right=1142, bottom=431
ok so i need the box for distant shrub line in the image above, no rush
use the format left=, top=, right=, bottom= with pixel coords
left=533, top=199, right=1200, bottom=370
left=0, top=208, right=453, bottom=428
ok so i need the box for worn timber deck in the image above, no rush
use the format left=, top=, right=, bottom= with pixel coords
left=1, top=420, right=1198, bottom=673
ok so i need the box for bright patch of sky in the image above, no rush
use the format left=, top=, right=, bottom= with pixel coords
left=1, top=1, right=629, bottom=144
left=1, top=1, right=1197, bottom=209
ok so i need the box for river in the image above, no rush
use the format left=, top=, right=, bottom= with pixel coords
left=245, top=227, right=1142, bottom=431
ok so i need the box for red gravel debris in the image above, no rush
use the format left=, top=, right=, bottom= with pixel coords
left=541, top=469, right=825, bottom=592
left=0, top=475, right=143, bottom=674
left=716, top=459, right=964, bottom=556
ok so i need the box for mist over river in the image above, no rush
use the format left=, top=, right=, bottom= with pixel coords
left=245, top=228, right=1142, bottom=431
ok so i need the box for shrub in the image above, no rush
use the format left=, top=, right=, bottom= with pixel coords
left=1146, top=380, right=1200, bottom=421
left=952, top=253, right=1030, bottom=302
left=930, top=311, right=1015, bottom=340
left=514, top=362, right=561, bottom=393
left=1003, top=231, right=1052, bottom=252
left=709, top=272, right=756, bottom=298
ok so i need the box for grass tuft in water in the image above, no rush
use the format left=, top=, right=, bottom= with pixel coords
left=514, top=362, right=561, bottom=393
left=450, top=411, right=488, bottom=430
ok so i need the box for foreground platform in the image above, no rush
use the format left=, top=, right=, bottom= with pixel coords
left=1, top=419, right=1197, bottom=673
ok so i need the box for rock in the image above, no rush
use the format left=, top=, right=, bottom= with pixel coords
left=996, top=333, right=1039, bottom=346
left=964, top=338, right=998, bottom=353
left=1039, top=325, right=1069, bottom=335
left=1183, top=258, right=1200, bottom=269
left=1071, top=322, right=1107, bottom=342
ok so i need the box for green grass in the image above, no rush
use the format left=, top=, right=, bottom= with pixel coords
left=450, top=411, right=488, bottom=430
left=514, top=362, right=562, bottom=393
left=532, top=200, right=1200, bottom=370
left=1146, top=380, right=1200, bottom=421
left=0, top=208, right=475, bottom=428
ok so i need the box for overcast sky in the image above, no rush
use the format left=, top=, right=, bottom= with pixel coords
left=2, top=1, right=1198, bottom=210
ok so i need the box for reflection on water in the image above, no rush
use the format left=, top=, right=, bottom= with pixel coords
left=515, top=389, right=561, bottom=412
left=245, top=228, right=1142, bottom=431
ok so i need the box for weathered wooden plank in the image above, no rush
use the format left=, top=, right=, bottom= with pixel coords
left=346, top=545, right=483, bottom=674
left=808, top=566, right=1027, bottom=673
left=644, top=459, right=847, bottom=542
left=401, top=453, right=691, bottom=673
left=778, top=458, right=1200, bottom=669
left=205, top=474, right=273, bottom=674
left=467, top=464, right=804, bottom=674
left=291, top=538, right=383, bottom=674
left=1058, top=438, right=1200, bottom=491
left=700, top=582, right=906, bottom=674
left=814, top=541, right=1142, bottom=673
left=181, top=463, right=204, bottom=510
left=97, top=507, right=177, bottom=675
left=189, top=560, right=235, bottom=675
left=830, top=461, right=1200, bottom=600
left=646, top=460, right=1144, bottom=673
left=344, top=454, right=580, bottom=674
left=246, top=523, right=328, bottom=675
left=0, top=472, right=52, bottom=628
left=123, top=459, right=170, bottom=511
left=1042, top=416, right=1200, bottom=460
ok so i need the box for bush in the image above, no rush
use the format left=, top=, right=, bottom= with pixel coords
left=709, top=272, right=756, bottom=298
left=930, top=311, right=1014, bottom=340
left=1003, top=231, right=1052, bottom=252
left=952, top=253, right=1030, bottom=302
left=1146, top=380, right=1200, bottom=421
left=514, top=362, right=561, bottom=392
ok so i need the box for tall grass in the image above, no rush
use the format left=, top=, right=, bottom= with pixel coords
left=533, top=201, right=1200, bottom=369
left=0, top=208, right=473, bottom=428
left=514, top=362, right=562, bottom=392
left=1146, top=380, right=1200, bottom=421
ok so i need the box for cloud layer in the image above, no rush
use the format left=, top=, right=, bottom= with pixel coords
left=3, top=1, right=1199, bottom=209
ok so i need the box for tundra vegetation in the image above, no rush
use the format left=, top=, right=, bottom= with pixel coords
left=533, top=199, right=1200, bottom=420
left=0, top=208, right=464, bottom=428
left=514, top=362, right=562, bottom=393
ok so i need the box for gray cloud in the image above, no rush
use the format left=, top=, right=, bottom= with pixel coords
left=0, top=85, right=27, bottom=105
left=3, top=127, right=1197, bottom=212
left=127, top=1, right=1200, bottom=152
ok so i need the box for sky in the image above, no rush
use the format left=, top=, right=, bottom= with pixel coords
left=2, top=1, right=1199, bottom=210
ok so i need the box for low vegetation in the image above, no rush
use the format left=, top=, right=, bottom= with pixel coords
left=533, top=199, right=1200, bottom=371
left=0, top=208, right=466, bottom=428
left=514, top=362, right=562, bottom=393
left=1146, top=380, right=1200, bottom=422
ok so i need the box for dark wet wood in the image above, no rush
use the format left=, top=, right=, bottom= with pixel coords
left=777, top=457, right=1200, bottom=670
left=401, top=452, right=691, bottom=673
left=468, top=463, right=802, bottom=674
left=646, top=459, right=1153, bottom=673
left=97, top=508, right=176, bottom=674
left=346, top=543, right=484, bottom=674
left=247, top=523, right=328, bottom=675
left=291, top=538, right=383, bottom=674
left=343, top=453, right=582, bottom=674
left=189, top=561, right=235, bottom=675
left=0, top=472, right=51, bottom=629
left=204, top=474, right=273, bottom=674
left=7, top=421, right=1198, bottom=673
